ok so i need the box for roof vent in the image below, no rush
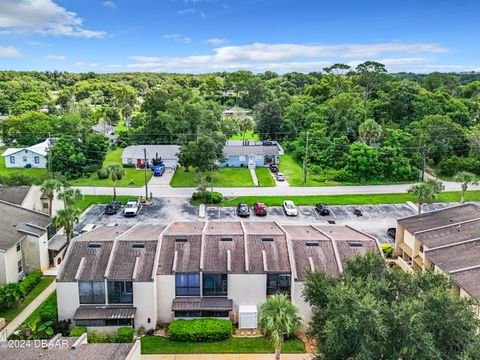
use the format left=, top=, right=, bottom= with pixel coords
left=348, top=241, right=363, bottom=248
left=262, top=237, right=274, bottom=242
left=221, top=237, right=233, bottom=241
left=88, top=243, right=101, bottom=248
left=132, top=243, right=145, bottom=248
left=306, top=241, right=319, bottom=247
left=175, top=237, right=188, bottom=243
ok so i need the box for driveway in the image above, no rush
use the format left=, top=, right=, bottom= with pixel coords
left=148, top=168, right=175, bottom=186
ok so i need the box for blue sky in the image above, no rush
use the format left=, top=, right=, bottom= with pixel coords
left=0, top=0, right=479, bottom=73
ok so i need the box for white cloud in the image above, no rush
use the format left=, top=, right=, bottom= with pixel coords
left=0, top=0, right=106, bottom=38
left=205, top=38, right=229, bottom=46
left=162, top=33, right=192, bottom=44
left=0, top=46, right=21, bottom=58
left=45, top=54, right=65, bottom=60
left=102, top=1, right=116, bottom=8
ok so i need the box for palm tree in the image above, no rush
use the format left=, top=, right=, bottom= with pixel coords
left=53, top=207, right=80, bottom=245
left=40, top=179, right=62, bottom=217
left=258, top=294, right=302, bottom=360
left=58, top=187, right=82, bottom=209
left=107, top=164, right=125, bottom=200
left=358, top=118, right=383, bottom=146
left=234, top=109, right=255, bottom=145
left=408, top=179, right=444, bottom=214
left=454, top=171, right=479, bottom=203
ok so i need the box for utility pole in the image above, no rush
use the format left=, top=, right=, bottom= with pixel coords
left=47, top=132, right=52, bottom=174
left=302, top=131, right=309, bottom=185
left=421, top=146, right=427, bottom=182
left=143, top=148, right=149, bottom=200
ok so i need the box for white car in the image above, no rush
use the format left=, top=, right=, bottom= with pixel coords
left=124, top=200, right=140, bottom=217
left=283, top=200, right=298, bottom=216
left=80, top=223, right=96, bottom=234
left=276, top=172, right=286, bottom=181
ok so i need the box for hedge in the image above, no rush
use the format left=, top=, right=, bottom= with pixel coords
left=18, top=270, right=42, bottom=296
left=0, top=270, right=43, bottom=310
left=168, top=319, right=233, bottom=342
left=115, top=327, right=135, bottom=343
left=69, top=327, right=87, bottom=336
left=191, top=191, right=223, bottom=204
left=88, top=331, right=114, bottom=343
left=39, top=292, right=58, bottom=323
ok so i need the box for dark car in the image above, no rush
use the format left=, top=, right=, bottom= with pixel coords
left=269, top=163, right=279, bottom=173
left=237, top=203, right=250, bottom=217
left=353, top=208, right=363, bottom=217
left=315, top=203, right=330, bottom=216
left=262, top=140, right=274, bottom=146
left=254, top=202, right=268, bottom=216
left=104, top=200, right=121, bottom=215
left=387, top=227, right=396, bottom=240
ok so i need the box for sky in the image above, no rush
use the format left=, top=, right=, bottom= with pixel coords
left=0, top=0, right=479, bottom=74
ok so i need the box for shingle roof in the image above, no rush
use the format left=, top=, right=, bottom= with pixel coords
left=290, top=239, right=340, bottom=281
left=246, top=234, right=291, bottom=273
left=452, top=268, right=480, bottom=300
left=398, top=203, right=480, bottom=234
left=0, top=186, right=30, bottom=205
left=157, top=234, right=202, bottom=275
left=0, top=200, right=50, bottom=251
left=172, top=297, right=233, bottom=311
left=415, top=219, right=480, bottom=249
left=427, top=240, right=480, bottom=273
left=2, top=139, right=52, bottom=157
left=223, top=145, right=279, bottom=157
left=335, top=239, right=380, bottom=262
left=121, top=145, right=180, bottom=161
left=74, top=306, right=136, bottom=320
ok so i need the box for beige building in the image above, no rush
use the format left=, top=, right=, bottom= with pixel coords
left=0, top=185, right=64, bottom=216
left=57, top=221, right=381, bottom=330
left=395, top=203, right=480, bottom=307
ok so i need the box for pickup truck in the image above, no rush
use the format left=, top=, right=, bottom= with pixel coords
left=124, top=200, right=140, bottom=217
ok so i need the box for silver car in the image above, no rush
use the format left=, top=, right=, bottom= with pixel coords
left=276, top=172, right=286, bottom=181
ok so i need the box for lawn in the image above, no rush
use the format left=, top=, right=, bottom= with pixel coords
left=279, top=154, right=340, bottom=187
left=0, top=276, right=55, bottom=324
left=229, top=130, right=259, bottom=141
left=255, top=167, right=275, bottom=187
left=21, top=291, right=56, bottom=327
left=76, top=194, right=134, bottom=212
left=141, top=336, right=305, bottom=354
left=171, top=167, right=272, bottom=188
left=220, top=190, right=480, bottom=207
left=69, top=148, right=152, bottom=187
left=0, top=146, right=48, bottom=178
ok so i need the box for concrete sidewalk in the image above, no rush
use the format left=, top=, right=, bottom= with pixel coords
left=2, top=280, right=56, bottom=337
left=142, top=354, right=313, bottom=360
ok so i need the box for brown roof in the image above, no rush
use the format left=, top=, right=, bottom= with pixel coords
left=117, top=224, right=166, bottom=241
left=336, top=239, right=380, bottom=263
left=172, top=297, right=233, bottom=311
left=243, top=221, right=285, bottom=235
left=109, top=240, right=158, bottom=281
left=164, top=221, right=204, bottom=235
left=74, top=306, right=136, bottom=320
left=0, top=200, right=50, bottom=251
left=315, top=225, right=373, bottom=241
left=246, top=234, right=291, bottom=273
left=415, top=219, right=480, bottom=249
left=291, top=239, right=340, bottom=281
left=0, top=186, right=29, bottom=205
left=452, top=268, right=480, bottom=300
left=282, top=225, right=330, bottom=240
left=398, top=203, right=480, bottom=234
left=203, top=234, right=246, bottom=273
left=426, top=240, right=480, bottom=273
left=204, top=221, right=243, bottom=235
left=157, top=234, right=202, bottom=274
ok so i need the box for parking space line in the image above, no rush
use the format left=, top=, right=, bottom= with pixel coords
left=360, top=206, right=371, bottom=218
left=329, top=208, right=337, bottom=218
left=391, top=204, right=405, bottom=217
left=376, top=205, right=388, bottom=218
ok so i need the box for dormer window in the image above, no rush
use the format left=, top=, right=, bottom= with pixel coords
left=175, top=238, right=188, bottom=243
left=306, top=241, right=319, bottom=247
left=261, top=237, right=274, bottom=242
left=132, top=243, right=145, bottom=248
left=87, top=243, right=101, bottom=248
left=220, top=237, right=232, bottom=242
left=348, top=241, right=363, bottom=248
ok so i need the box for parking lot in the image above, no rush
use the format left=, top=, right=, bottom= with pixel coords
left=77, top=199, right=475, bottom=244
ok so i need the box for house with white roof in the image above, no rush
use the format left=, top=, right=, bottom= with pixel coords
left=1, top=139, right=53, bottom=169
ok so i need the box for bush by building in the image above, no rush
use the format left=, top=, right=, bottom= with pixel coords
left=168, top=319, right=233, bottom=342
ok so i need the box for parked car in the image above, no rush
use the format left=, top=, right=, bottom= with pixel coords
left=104, top=200, right=121, bottom=215
left=269, top=164, right=279, bottom=173
left=124, top=200, right=140, bottom=217
left=283, top=200, right=298, bottom=216
left=262, top=140, right=274, bottom=146
left=387, top=227, right=396, bottom=240
left=254, top=202, right=268, bottom=216
left=353, top=208, right=363, bottom=217
left=237, top=203, right=250, bottom=217
left=275, top=172, right=286, bottom=181
left=80, top=223, right=96, bottom=234
left=151, top=164, right=165, bottom=177
left=315, top=203, right=330, bottom=216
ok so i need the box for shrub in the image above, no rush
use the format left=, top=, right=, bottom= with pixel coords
left=87, top=331, right=114, bottom=343
left=168, top=319, right=232, bottom=342
left=191, top=191, right=223, bottom=204
left=210, top=191, right=223, bottom=204
left=0, top=283, right=21, bottom=310
left=115, top=327, right=135, bottom=343
left=70, top=327, right=87, bottom=336
left=97, top=168, right=109, bottom=179
left=39, top=293, right=58, bottom=323
left=381, top=243, right=394, bottom=258
left=18, top=270, right=42, bottom=296
left=84, top=164, right=102, bottom=176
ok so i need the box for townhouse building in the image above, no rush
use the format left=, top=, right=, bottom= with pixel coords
left=57, top=221, right=382, bottom=330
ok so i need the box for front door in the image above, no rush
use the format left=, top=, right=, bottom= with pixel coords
left=248, top=154, right=256, bottom=167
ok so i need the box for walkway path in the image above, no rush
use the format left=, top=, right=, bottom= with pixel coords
left=2, top=280, right=56, bottom=337
left=142, top=354, right=313, bottom=360
left=75, top=180, right=479, bottom=198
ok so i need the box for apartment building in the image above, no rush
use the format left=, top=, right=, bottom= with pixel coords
left=395, top=203, right=480, bottom=306
left=57, top=221, right=381, bottom=330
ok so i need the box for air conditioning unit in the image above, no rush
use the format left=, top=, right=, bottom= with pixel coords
left=238, top=305, right=257, bottom=329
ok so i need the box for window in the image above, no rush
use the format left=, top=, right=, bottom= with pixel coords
left=348, top=241, right=363, bottom=248
left=78, top=281, right=105, bottom=304
left=203, top=274, right=227, bottom=296
left=22, top=156, right=27, bottom=162
left=76, top=319, right=132, bottom=327
left=127, top=158, right=133, bottom=164
left=176, top=273, right=200, bottom=296
left=107, top=281, right=133, bottom=304
left=175, top=311, right=229, bottom=318
left=175, top=237, right=188, bottom=243
left=267, top=273, right=291, bottom=296
left=9, top=156, right=15, bottom=164
left=220, top=237, right=232, bottom=242
left=261, top=237, right=274, bottom=242
left=87, top=243, right=102, bottom=248
left=16, top=242, right=21, bottom=252
left=17, top=259, right=23, bottom=274
left=306, top=241, right=319, bottom=247
left=132, top=243, right=145, bottom=249
left=34, top=156, right=40, bottom=164
left=419, top=245, right=424, bottom=253
left=43, top=202, right=49, bottom=209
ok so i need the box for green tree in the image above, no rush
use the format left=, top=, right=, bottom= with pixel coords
left=454, top=171, right=479, bottom=203
left=233, top=109, right=255, bottom=145
left=40, top=179, right=62, bottom=217
left=106, top=164, right=125, bottom=200
left=355, top=61, right=388, bottom=99
left=178, top=132, right=226, bottom=171
left=408, top=179, right=445, bottom=214
left=345, top=142, right=382, bottom=181
left=358, top=118, right=382, bottom=145
left=254, top=101, right=283, bottom=140
left=53, top=207, right=80, bottom=245
left=58, top=187, right=83, bottom=209
left=258, top=294, right=302, bottom=360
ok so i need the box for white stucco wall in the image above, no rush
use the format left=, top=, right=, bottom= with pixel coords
left=56, top=281, right=80, bottom=321
left=133, top=282, right=157, bottom=330
left=23, top=234, right=49, bottom=273
left=4, top=150, right=47, bottom=168
left=0, top=252, right=6, bottom=284
left=22, top=186, right=64, bottom=216
left=3, top=244, right=22, bottom=284
left=292, top=281, right=312, bottom=322
left=228, top=274, right=267, bottom=318
left=156, top=275, right=176, bottom=323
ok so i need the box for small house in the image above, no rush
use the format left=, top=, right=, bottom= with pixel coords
left=121, top=145, right=180, bottom=168
left=221, top=142, right=283, bottom=168
left=1, top=139, right=52, bottom=169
